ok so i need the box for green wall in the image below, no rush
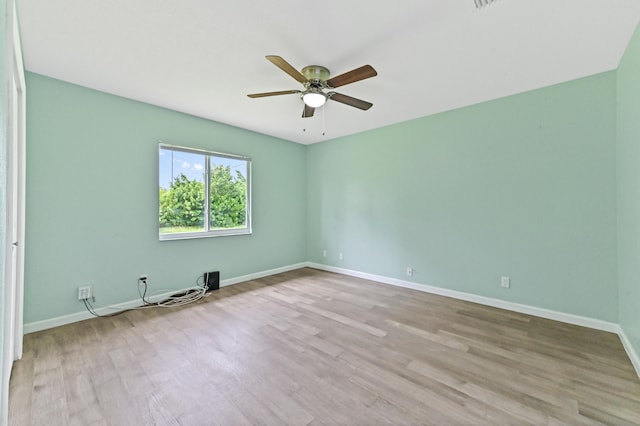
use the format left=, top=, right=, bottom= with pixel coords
left=24, top=73, right=307, bottom=323
left=617, top=22, right=640, bottom=360
left=307, top=72, right=619, bottom=322
left=22, top=55, right=634, bottom=336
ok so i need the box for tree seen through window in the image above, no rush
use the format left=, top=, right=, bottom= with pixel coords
left=159, top=144, right=251, bottom=239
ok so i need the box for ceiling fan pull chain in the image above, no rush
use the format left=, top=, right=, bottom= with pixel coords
left=322, top=105, right=326, bottom=136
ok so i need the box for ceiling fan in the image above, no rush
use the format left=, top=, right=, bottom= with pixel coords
left=247, top=55, right=378, bottom=118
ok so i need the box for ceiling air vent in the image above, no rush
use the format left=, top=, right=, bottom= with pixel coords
left=474, top=0, right=498, bottom=8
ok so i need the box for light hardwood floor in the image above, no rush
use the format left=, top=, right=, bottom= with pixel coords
left=9, top=268, right=640, bottom=425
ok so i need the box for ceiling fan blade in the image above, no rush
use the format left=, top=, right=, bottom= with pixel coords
left=302, top=104, right=315, bottom=118
left=328, top=92, right=373, bottom=110
left=247, top=90, right=301, bottom=98
left=326, top=65, right=377, bottom=88
left=266, top=55, right=309, bottom=84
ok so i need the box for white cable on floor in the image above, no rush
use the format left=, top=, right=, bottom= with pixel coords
left=82, top=278, right=209, bottom=317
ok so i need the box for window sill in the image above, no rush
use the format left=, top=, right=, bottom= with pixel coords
left=159, top=228, right=252, bottom=241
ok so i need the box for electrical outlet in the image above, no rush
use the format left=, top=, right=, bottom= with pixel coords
left=406, top=267, right=414, bottom=277
left=322, top=249, right=327, bottom=258
left=338, top=252, right=344, bottom=261
left=501, top=276, right=510, bottom=288
left=138, top=275, right=148, bottom=287
left=78, top=286, right=92, bottom=300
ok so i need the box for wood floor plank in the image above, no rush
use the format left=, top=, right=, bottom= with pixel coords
left=9, top=267, right=640, bottom=425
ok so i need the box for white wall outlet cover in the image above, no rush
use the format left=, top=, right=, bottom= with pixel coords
left=501, top=276, right=510, bottom=288
left=78, top=286, right=92, bottom=300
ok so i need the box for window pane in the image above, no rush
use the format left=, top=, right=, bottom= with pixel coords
left=159, top=144, right=251, bottom=239
left=159, top=147, right=206, bottom=235
left=209, top=156, right=248, bottom=230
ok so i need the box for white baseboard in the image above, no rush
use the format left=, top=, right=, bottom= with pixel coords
left=23, top=261, right=640, bottom=381
left=306, top=262, right=619, bottom=333
left=617, top=326, right=640, bottom=379
left=23, top=288, right=191, bottom=334
left=220, top=262, right=308, bottom=287
left=23, top=262, right=308, bottom=334
left=306, top=262, right=640, bottom=379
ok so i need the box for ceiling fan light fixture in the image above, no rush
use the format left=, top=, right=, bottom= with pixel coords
left=302, top=91, right=327, bottom=108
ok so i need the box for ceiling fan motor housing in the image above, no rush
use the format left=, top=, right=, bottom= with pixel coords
left=301, top=66, right=330, bottom=84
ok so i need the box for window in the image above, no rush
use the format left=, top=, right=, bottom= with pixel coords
left=159, top=143, right=251, bottom=240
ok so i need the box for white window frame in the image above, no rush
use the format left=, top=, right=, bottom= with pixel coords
left=159, top=143, right=252, bottom=240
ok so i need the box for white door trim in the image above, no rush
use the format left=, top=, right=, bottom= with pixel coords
left=1, top=0, right=26, bottom=423
left=11, top=0, right=26, bottom=361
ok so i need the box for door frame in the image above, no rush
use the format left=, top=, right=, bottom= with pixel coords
left=9, top=2, right=26, bottom=360
left=2, top=0, right=26, bottom=422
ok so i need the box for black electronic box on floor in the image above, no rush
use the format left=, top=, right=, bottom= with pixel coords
left=204, top=271, right=220, bottom=292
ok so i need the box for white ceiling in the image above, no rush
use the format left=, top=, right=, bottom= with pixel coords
left=16, top=0, right=640, bottom=145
